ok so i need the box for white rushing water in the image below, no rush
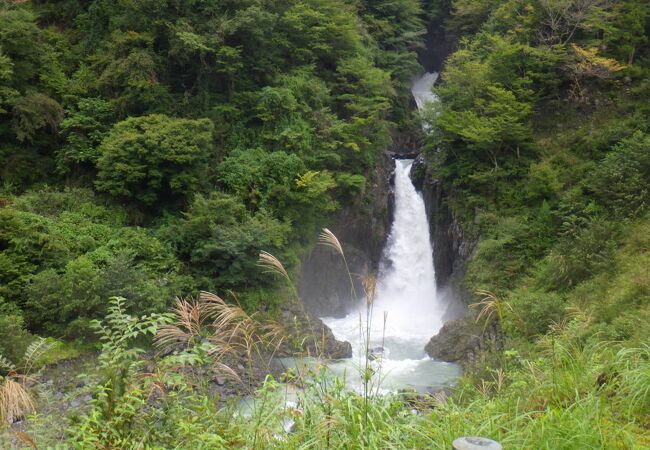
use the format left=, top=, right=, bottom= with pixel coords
left=277, top=72, right=460, bottom=393
left=318, top=159, right=459, bottom=393
left=411, top=72, right=439, bottom=111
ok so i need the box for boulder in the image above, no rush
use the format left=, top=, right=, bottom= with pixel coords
left=425, top=318, right=502, bottom=365
left=277, top=304, right=352, bottom=359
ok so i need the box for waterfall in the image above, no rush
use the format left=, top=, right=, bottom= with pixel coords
left=370, top=159, right=444, bottom=344
left=411, top=72, right=438, bottom=110
left=318, top=73, right=459, bottom=392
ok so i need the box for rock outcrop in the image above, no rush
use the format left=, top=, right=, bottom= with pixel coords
left=419, top=22, right=457, bottom=74
left=299, top=152, right=393, bottom=318
left=278, top=301, right=353, bottom=359
left=425, top=318, right=503, bottom=365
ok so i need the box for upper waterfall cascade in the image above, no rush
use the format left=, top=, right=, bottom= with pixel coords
left=318, top=73, right=460, bottom=392
left=411, top=71, right=439, bottom=110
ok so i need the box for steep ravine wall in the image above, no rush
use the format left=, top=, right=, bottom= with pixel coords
left=298, top=21, right=481, bottom=358
left=412, top=155, right=505, bottom=367
left=410, top=25, right=505, bottom=365
left=419, top=19, right=457, bottom=74
left=298, top=152, right=394, bottom=317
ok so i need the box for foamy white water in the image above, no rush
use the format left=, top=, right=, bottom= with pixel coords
left=277, top=72, right=460, bottom=394
left=411, top=72, right=438, bottom=110
left=319, top=159, right=459, bottom=393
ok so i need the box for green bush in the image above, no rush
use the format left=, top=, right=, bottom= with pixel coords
left=505, top=289, right=566, bottom=337
left=0, top=189, right=187, bottom=336
left=586, top=131, right=650, bottom=217
left=0, top=299, right=32, bottom=361
left=95, top=114, right=214, bottom=208
left=57, top=97, right=115, bottom=172
left=536, top=220, right=618, bottom=290
left=163, top=192, right=290, bottom=292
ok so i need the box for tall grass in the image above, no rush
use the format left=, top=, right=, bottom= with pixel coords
left=0, top=337, right=51, bottom=426
left=255, top=229, right=392, bottom=446
left=0, top=379, right=34, bottom=426
left=155, top=291, right=286, bottom=387
left=258, top=251, right=321, bottom=358
left=218, top=306, right=647, bottom=449
left=319, top=228, right=358, bottom=301
left=58, top=328, right=647, bottom=448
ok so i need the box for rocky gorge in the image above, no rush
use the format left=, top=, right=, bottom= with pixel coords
left=296, top=25, right=500, bottom=375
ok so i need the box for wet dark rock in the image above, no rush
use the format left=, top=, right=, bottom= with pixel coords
left=276, top=303, right=352, bottom=359
left=391, top=151, right=420, bottom=160
left=308, top=315, right=352, bottom=359
left=368, top=346, right=385, bottom=361
left=299, top=153, right=392, bottom=318
left=409, top=154, right=427, bottom=190
left=418, top=18, right=458, bottom=73
left=324, top=335, right=353, bottom=359
left=425, top=319, right=503, bottom=365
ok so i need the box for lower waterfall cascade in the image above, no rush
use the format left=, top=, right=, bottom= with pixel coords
left=277, top=72, right=460, bottom=393
left=320, top=157, right=460, bottom=392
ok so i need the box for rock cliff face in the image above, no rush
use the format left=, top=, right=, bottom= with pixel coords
left=419, top=21, right=457, bottom=73
left=413, top=157, right=509, bottom=365
left=276, top=301, right=353, bottom=359
left=298, top=152, right=394, bottom=318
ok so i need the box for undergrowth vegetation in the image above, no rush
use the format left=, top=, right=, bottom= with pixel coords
left=4, top=295, right=648, bottom=448
left=0, top=0, right=648, bottom=447
left=418, top=0, right=650, bottom=447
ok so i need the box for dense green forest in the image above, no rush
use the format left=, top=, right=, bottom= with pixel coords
left=426, top=0, right=650, bottom=353
left=0, top=0, right=425, bottom=349
left=1, top=0, right=649, bottom=447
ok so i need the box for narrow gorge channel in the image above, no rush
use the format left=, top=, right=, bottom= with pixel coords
left=313, top=73, right=461, bottom=394
left=321, top=158, right=460, bottom=393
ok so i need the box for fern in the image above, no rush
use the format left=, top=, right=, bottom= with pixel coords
left=0, top=354, right=16, bottom=374
left=21, top=337, right=53, bottom=376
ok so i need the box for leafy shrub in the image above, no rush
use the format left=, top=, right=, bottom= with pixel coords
left=218, top=148, right=338, bottom=239
left=57, top=97, right=115, bottom=172
left=11, top=94, right=63, bottom=143
left=536, top=220, right=618, bottom=290
left=505, top=289, right=566, bottom=337
left=95, top=114, right=213, bottom=208
left=163, top=192, right=290, bottom=291
left=586, top=131, right=650, bottom=217
left=335, top=172, right=366, bottom=198
left=0, top=189, right=186, bottom=336
left=0, top=299, right=32, bottom=362
left=465, top=214, right=534, bottom=290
